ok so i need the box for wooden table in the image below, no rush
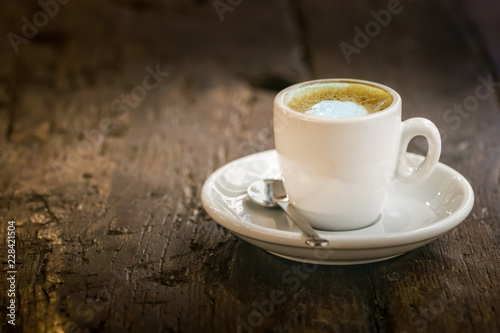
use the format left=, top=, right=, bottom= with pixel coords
left=1, top=0, right=499, bottom=332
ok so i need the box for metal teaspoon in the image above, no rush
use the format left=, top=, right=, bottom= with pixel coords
left=247, top=179, right=329, bottom=247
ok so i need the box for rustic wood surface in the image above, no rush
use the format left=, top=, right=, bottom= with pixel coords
left=1, top=0, right=499, bottom=332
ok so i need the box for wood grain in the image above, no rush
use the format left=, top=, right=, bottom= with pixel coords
left=0, top=0, right=499, bottom=332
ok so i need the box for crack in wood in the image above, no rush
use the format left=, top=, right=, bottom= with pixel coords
left=39, top=195, right=61, bottom=225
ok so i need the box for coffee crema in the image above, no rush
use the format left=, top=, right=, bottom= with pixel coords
left=284, top=82, right=393, bottom=118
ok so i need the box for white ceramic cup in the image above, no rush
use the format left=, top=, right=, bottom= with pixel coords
left=274, top=79, right=441, bottom=231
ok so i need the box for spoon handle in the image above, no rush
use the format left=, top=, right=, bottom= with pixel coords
left=277, top=202, right=329, bottom=247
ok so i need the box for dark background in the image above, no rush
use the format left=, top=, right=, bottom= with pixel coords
left=0, top=0, right=499, bottom=332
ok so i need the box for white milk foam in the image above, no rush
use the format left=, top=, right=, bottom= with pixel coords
left=305, top=100, right=368, bottom=118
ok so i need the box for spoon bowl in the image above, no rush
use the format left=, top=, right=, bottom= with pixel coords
left=247, top=179, right=329, bottom=247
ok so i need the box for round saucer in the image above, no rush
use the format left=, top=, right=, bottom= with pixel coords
left=201, top=150, right=474, bottom=265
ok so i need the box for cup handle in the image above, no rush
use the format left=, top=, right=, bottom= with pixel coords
left=396, top=117, right=441, bottom=183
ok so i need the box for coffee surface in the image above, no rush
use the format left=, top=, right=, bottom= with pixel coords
left=284, top=82, right=393, bottom=118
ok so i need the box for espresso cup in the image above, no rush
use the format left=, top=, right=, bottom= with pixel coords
left=274, top=79, right=441, bottom=231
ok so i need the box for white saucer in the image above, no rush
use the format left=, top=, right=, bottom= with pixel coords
left=201, top=150, right=474, bottom=265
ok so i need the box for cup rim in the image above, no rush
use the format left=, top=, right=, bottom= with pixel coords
left=274, top=78, right=402, bottom=123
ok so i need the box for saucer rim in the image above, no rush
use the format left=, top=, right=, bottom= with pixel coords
left=268, top=251, right=403, bottom=265
left=201, top=150, right=474, bottom=250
